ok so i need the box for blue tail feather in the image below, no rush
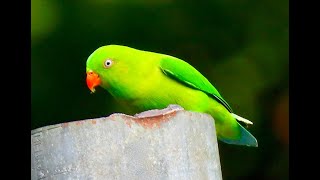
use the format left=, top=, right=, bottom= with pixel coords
left=219, top=122, right=258, bottom=147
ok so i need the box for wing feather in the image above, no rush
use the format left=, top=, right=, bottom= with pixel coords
left=159, top=56, right=233, bottom=113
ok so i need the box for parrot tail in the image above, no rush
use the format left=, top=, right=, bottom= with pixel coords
left=219, top=122, right=258, bottom=147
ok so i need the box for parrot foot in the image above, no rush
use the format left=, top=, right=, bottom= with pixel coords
left=134, top=104, right=184, bottom=118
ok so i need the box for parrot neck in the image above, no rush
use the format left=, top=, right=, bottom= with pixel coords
left=105, top=83, right=144, bottom=101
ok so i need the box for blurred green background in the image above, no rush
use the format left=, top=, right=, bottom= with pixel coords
left=31, top=0, right=288, bottom=179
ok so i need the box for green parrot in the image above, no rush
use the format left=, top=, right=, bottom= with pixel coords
left=86, top=45, right=258, bottom=147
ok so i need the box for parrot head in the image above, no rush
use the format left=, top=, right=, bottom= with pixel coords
left=85, top=44, right=146, bottom=94
left=86, top=45, right=121, bottom=93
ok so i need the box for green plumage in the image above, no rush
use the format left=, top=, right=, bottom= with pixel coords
left=86, top=45, right=258, bottom=147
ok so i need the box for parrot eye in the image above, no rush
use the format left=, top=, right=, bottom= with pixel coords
left=104, top=59, right=113, bottom=68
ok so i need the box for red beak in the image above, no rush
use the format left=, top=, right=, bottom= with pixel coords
left=86, top=70, right=101, bottom=93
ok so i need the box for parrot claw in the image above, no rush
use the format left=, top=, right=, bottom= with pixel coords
left=134, top=104, right=184, bottom=118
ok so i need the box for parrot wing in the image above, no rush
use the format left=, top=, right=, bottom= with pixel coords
left=159, top=56, right=234, bottom=113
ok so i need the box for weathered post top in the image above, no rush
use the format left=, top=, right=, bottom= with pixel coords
left=31, top=105, right=222, bottom=180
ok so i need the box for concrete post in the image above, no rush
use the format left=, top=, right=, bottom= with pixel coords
left=31, top=105, right=222, bottom=180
